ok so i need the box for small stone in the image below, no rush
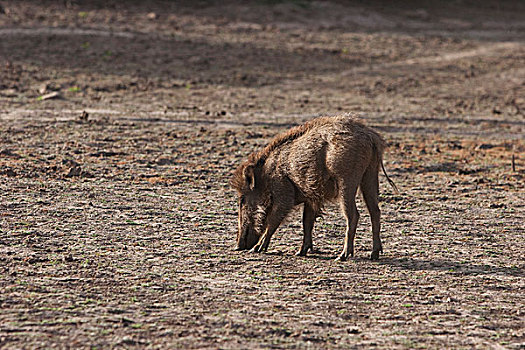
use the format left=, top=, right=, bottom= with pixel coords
left=38, top=84, right=48, bottom=94
left=38, top=91, right=60, bottom=101
left=66, top=166, right=82, bottom=177
left=79, top=111, right=89, bottom=121
left=477, top=143, right=494, bottom=150
left=4, top=168, right=16, bottom=177
left=348, top=327, right=360, bottom=334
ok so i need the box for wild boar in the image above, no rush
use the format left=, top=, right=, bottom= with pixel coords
left=231, top=115, right=397, bottom=261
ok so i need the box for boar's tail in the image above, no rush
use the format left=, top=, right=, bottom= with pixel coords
left=370, top=134, right=399, bottom=193
left=380, top=158, right=399, bottom=193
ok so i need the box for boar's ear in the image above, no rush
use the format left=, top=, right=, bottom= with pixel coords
left=243, top=165, right=256, bottom=190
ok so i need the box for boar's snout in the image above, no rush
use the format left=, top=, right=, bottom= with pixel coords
left=235, top=227, right=247, bottom=250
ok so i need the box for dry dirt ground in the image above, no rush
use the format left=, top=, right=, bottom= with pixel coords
left=1, top=1, right=524, bottom=349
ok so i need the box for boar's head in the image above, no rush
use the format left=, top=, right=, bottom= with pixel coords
left=231, top=163, right=272, bottom=250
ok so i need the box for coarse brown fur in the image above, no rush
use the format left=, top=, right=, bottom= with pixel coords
left=231, top=114, right=397, bottom=260
left=231, top=117, right=334, bottom=191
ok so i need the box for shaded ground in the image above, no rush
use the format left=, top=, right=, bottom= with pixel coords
left=0, top=0, right=524, bottom=348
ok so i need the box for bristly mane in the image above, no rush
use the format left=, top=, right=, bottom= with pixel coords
left=251, top=117, right=333, bottom=166
left=231, top=117, right=335, bottom=191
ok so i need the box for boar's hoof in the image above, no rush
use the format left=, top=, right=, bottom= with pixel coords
left=335, top=248, right=354, bottom=261
left=296, top=245, right=312, bottom=257
left=370, top=250, right=381, bottom=260
left=295, top=249, right=307, bottom=257
left=335, top=253, right=348, bottom=262
left=249, top=245, right=263, bottom=254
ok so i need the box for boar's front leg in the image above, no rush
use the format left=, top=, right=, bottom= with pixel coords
left=250, top=224, right=279, bottom=253
left=250, top=181, right=295, bottom=253
left=296, top=203, right=315, bottom=256
left=250, top=207, right=288, bottom=253
left=336, top=186, right=359, bottom=261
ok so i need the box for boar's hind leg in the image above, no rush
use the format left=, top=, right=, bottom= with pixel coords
left=296, top=203, right=315, bottom=256
left=361, top=167, right=382, bottom=260
left=336, top=186, right=359, bottom=261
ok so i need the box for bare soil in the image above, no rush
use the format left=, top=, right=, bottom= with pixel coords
left=1, top=1, right=524, bottom=349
